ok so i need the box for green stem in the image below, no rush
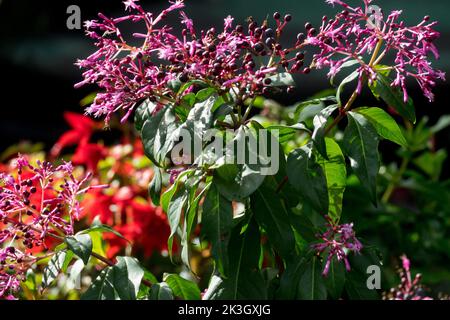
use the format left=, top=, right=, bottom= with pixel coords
left=323, top=38, right=384, bottom=136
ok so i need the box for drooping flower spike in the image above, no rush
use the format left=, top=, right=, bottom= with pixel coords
left=75, top=0, right=308, bottom=123
left=0, top=156, right=107, bottom=299
left=383, top=255, right=433, bottom=300
left=307, top=0, right=445, bottom=102
left=312, top=216, right=363, bottom=276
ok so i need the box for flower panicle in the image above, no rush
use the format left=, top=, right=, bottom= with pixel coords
left=312, top=216, right=363, bottom=276
left=382, top=255, right=433, bottom=300
left=307, top=0, right=445, bottom=103
left=0, top=155, right=107, bottom=299
left=75, top=1, right=308, bottom=123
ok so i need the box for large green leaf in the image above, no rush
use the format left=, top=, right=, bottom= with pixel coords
left=202, top=183, right=233, bottom=276
left=316, top=138, right=347, bottom=223
left=163, top=274, right=201, bottom=300
left=213, top=127, right=264, bottom=201
left=205, top=220, right=267, bottom=300
left=167, top=188, right=189, bottom=243
left=276, top=253, right=311, bottom=299
left=369, top=72, right=416, bottom=123
left=148, top=282, right=174, bottom=300
left=343, top=112, right=380, bottom=205
left=287, top=145, right=328, bottom=214
left=148, top=168, right=162, bottom=206
left=252, top=182, right=295, bottom=259
left=297, top=256, right=327, bottom=300
left=354, top=107, right=407, bottom=148
left=134, top=99, right=157, bottom=132
left=82, top=256, right=144, bottom=300
left=65, top=234, right=92, bottom=265
left=312, top=104, right=339, bottom=159
left=345, top=272, right=379, bottom=300
left=323, top=258, right=346, bottom=299
left=141, top=106, right=178, bottom=167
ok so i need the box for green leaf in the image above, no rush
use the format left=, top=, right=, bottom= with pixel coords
left=276, top=253, right=311, bottom=299
left=149, top=168, right=162, bottom=206
left=82, top=256, right=144, bottom=300
left=267, top=123, right=311, bottom=144
left=323, top=258, right=346, bottom=299
left=312, top=104, right=339, bottom=159
left=336, top=70, right=358, bottom=106
left=163, top=274, right=201, bottom=300
left=214, top=164, right=265, bottom=201
left=213, top=104, right=233, bottom=121
left=141, top=106, right=177, bottom=167
left=149, top=282, right=174, bottom=300
left=65, top=234, right=92, bottom=265
left=83, top=266, right=118, bottom=300
left=316, top=138, right=347, bottom=223
left=115, top=257, right=145, bottom=299
left=413, top=149, right=447, bottom=180
left=42, top=251, right=68, bottom=288
left=134, top=99, right=157, bottom=132
left=182, top=94, right=215, bottom=133
left=345, top=272, right=379, bottom=300
left=202, top=183, right=233, bottom=276
left=204, top=221, right=267, bottom=300
left=167, top=188, right=188, bottom=240
left=331, top=59, right=359, bottom=85
left=178, top=80, right=207, bottom=95
left=181, top=181, right=208, bottom=268
left=430, top=115, right=450, bottom=134
left=354, top=107, right=407, bottom=147
left=267, top=72, right=295, bottom=87
left=196, top=87, right=217, bottom=102
left=343, top=112, right=380, bottom=205
left=81, top=224, right=128, bottom=242
left=287, top=145, right=328, bottom=214
left=369, top=72, right=416, bottom=123
left=252, top=182, right=295, bottom=259
left=297, top=257, right=327, bottom=300
left=297, top=102, right=325, bottom=124
left=181, top=92, right=196, bottom=108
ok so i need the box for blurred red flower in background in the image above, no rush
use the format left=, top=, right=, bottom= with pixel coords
left=50, top=112, right=171, bottom=259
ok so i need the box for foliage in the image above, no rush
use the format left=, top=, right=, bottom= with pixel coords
left=0, top=0, right=449, bottom=300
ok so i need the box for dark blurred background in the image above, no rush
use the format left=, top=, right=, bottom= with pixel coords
left=0, top=0, right=449, bottom=176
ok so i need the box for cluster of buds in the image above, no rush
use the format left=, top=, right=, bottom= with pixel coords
left=383, top=255, right=432, bottom=300
left=312, top=217, right=363, bottom=276
left=0, top=156, right=106, bottom=298
left=307, top=0, right=445, bottom=102
left=75, top=0, right=308, bottom=123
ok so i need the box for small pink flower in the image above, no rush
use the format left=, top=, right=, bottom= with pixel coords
left=312, top=217, right=363, bottom=276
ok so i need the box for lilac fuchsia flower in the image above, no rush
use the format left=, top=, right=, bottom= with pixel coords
left=75, top=0, right=307, bottom=123
left=312, top=217, right=363, bottom=276
left=383, top=255, right=433, bottom=300
left=0, top=155, right=107, bottom=299
left=306, top=0, right=445, bottom=103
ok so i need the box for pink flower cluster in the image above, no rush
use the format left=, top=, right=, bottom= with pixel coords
left=312, top=217, right=363, bottom=276
left=307, top=0, right=445, bottom=102
left=383, top=255, right=432, bottom=300
left=0, top=156, right=106, bottom=299
left=75, top=0, right=307, bottom=123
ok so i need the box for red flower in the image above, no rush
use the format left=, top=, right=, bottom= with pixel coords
left=81, top=188, right=170, bottom=259
left=51, top=112, right=100, bottom=157
left=72, top=143, right=108, bottom=172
